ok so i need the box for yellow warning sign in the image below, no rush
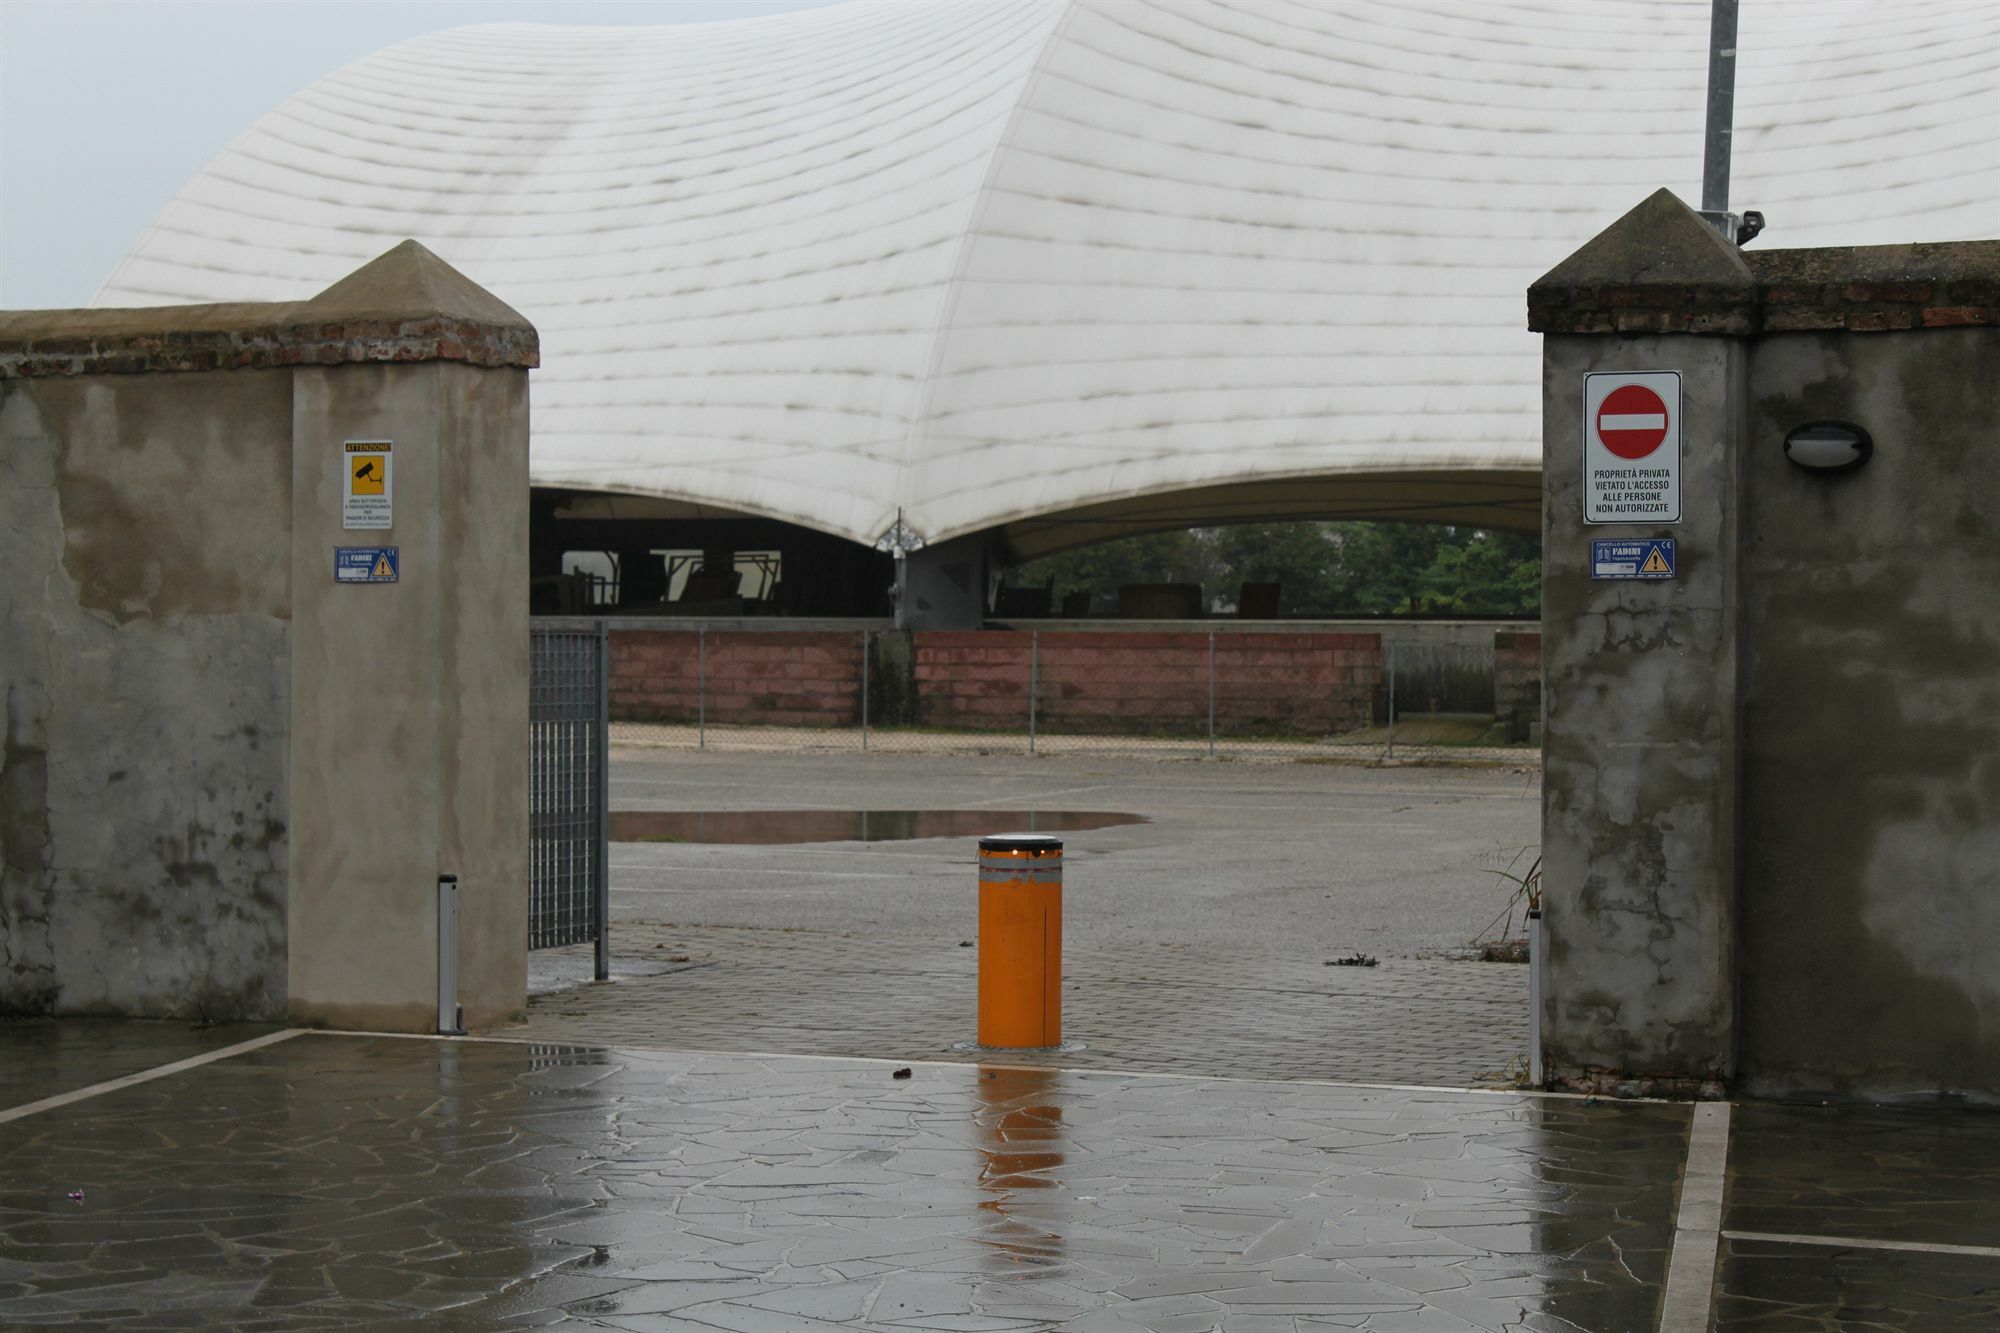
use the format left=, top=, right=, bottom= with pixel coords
left=1640, top=548, right=1672, bottom=574
left=371, top=553, right=395, bottom=579
left=342, top=439, right=393, bottom=531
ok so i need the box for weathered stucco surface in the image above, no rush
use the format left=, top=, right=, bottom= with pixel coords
left=0, top=370, right=291, bottom=1019
left=1738, top=328, right=2000, bottom=1101
left=3, top=241, right=534, bottom=1033
left=1540, top=333, right=1742, bottom=1091
left=287, top=362, right=528, bottom=1033
left=1534, top=192, right=1999, bottom=1101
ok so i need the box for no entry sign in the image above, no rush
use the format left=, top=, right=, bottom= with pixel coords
left=1584, top=371, right=1681, bottom=523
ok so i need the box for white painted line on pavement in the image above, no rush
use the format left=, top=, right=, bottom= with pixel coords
left=1659, top=1100, right=1731, bottom=1333
left=0, top=1028, right=305, bottom=1125
left=1723, top=1230, right=2000, bottom=1259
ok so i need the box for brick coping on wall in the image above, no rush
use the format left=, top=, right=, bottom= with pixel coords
left=1530, top=238, right=2000, bottom=337
left=0, top=240, right=538, bottom=378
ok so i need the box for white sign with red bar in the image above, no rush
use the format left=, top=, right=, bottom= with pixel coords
left=1583, top=371, right=1681, bottom=524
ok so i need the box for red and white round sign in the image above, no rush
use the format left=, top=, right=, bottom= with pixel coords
left=1595, top=384, right=1670, bottom=460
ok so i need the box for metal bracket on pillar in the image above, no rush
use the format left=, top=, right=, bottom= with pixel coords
left=436, top=874, right=466, bottom=1036
left=873, top=509, right=925, bottom=558
left=876, top=509, right=926, bottom=631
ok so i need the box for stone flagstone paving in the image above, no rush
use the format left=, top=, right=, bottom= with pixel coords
left=0, top=1033, right=1687, bottom=1331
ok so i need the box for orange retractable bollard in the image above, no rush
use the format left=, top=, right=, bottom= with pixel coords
left=976, top=834, right=1063, bottom=1049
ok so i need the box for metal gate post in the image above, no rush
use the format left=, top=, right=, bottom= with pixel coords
left=861, top=628, right=871, bottom=751
left=1386, top=639, right=1397, bottom=761
left=436, top=874, right=464, bottom=1035
left=1028, top=631, right=1039, bottom=754
left=697, top=625, right=707, bottom=749
left=1207, top=631, right=1216, bottom=757
left=1528, top=906, right=1545, bottom=1085
left=593, top=620, right=611, bottom=982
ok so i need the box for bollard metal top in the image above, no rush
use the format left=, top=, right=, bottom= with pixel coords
left=977, top=833, right=1063, bottom=855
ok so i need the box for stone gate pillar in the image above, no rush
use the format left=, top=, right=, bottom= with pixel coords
left=1527, top=189, right=1754, bottom=1095
left=0, top=241, right=535, bottom=1033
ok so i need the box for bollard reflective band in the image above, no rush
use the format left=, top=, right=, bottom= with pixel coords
left=979, top=835, right=1063, bottom=886
left=977, top=835, right=1063, bottom=856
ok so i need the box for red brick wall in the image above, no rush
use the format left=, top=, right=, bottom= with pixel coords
left=912, top=633, right=1033, bottom=731
left=610, top=631, right=862, bottom=728
left=916, top=631, right=1382, bottom=737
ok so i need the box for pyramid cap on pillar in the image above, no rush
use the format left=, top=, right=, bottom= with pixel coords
left=306, top=240, right=533, bottom=333
left=1528, top=188, right=1757, bottom=336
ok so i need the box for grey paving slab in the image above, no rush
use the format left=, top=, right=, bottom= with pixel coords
left=604, top=750, right=1543, bottom=962
left=0, top=1032, right=1686, bottom=1331
left=523, top=925, right=1530, bottom=1089
left=535, top=752, right=1540, bottom=1088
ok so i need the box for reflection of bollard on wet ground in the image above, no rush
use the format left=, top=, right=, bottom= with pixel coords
left=976, top=834, right=1064, bottom=1050
left=973, top=1066, right=1068, bottom=1271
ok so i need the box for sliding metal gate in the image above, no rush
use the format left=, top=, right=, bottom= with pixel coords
left=530, top=622, right=609, bottom=978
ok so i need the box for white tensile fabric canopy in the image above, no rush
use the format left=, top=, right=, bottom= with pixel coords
left=99, top=0, right=1999, bottom=550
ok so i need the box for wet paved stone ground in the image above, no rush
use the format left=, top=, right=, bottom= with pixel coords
left=1714, top=1102, right=2000, bottom=1330
left=523, top=925, right=1531, bottom=1088
left=0, top=1018, right=276, bottom=1109
left=0, top=1032, right=1684, bottom=1331
left=7, top=1025, right=2000, bottom=1329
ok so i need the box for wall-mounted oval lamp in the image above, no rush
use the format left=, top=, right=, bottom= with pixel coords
left=1783, top=421, right=1872, bottom=474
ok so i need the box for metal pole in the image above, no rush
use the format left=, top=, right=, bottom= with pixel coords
left=436, top=874, right=464, bottom=1034
left=1028, top=631, right=1038, bottom=755
left=861, top=629, right=870, bottom=751
left=1207, top=631, right=1216, bottom=757
left=697, top=626, right=707, bottom=750
left=1528, top=907, right=1545, bottom=1086
left=1386, top=639, right=1397, bottom=761
left=1702, top=0, right=1738, bottom=215
left=593, top=620, right=611, bottom=983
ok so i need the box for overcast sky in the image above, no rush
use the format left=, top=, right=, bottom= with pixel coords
left=0, top=0, right=838, bottom=309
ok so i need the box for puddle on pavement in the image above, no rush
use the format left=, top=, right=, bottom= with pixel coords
left=611, top=809, right=1147, bottom=845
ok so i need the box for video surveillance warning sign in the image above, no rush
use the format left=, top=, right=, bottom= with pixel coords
left=343, top=440, right=393, bottom=530
left=1583, top=372, right=1680, bottom=524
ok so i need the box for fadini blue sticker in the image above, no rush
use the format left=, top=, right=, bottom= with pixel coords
left=334, top=546, right=399, bottom=583
left=1590, top=538, right=1675, bottom=580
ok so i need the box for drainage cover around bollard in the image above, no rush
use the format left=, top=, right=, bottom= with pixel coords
left=953, top=833, right=1084, bottom=1056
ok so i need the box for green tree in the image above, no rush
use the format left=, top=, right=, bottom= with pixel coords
left=1011, top=521, right=1539, bottom=617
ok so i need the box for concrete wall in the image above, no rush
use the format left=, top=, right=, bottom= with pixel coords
left=0, top=370, right=292, bottom=1019
left=0, top=240, right=537, bottom=1031
left=1539, top=330, right=1745, bottom=1093
left=1737, top=328, right=2000, bottom=1101
left=287, top=364, right=529, bottom=1032
left=1530, top=189, right=2000, bottom=1100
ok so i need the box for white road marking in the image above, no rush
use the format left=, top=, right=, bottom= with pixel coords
left=0, top=1028, right=305, bottom=1124
left=1659, top=1100, right=1731, bottom=1333
left=1723, top=1230, right=2000, bottom=1259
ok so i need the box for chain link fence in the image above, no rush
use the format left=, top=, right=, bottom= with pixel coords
left=583, top=622, right=1534, bottom=764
